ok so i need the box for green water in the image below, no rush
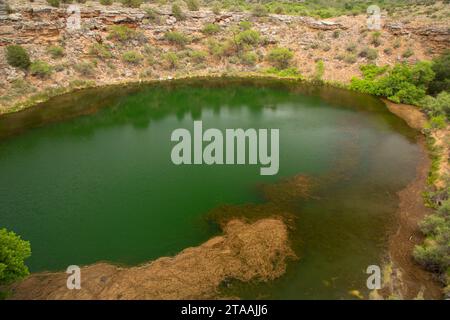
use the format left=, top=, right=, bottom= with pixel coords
left=0, top=78, right=421, bottom=299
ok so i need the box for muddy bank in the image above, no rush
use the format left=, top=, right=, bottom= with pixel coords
left=381, top=100, right=443, bottom=299
left=8, top=218, right=294, bottom=300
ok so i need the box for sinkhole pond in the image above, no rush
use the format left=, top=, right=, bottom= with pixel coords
left=0, top=78, right=422, bottom=299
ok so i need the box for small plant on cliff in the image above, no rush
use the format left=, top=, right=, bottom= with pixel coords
left=172, top=3, right=185, bottom=21
left=252, top=4, right=268, bottom=17
left=108, top=25, right=139, bottom=43
left=0, top=228, right=31, bottom=286
left=235, top=29, right=260, bottom=47
left=267, top=47, right=294, bottom=69
left=164, top=52, right=179, bottom=69
left=370, top=31, right=382, bottom=47
left=189, top=50, right=207, bottom=63
left=165, top=31, right=190, bottom=47
left=5, top=45, right=31, bottom=69
left=240, top=51, right=258, bottom=66
left=202, top=23, right=220, bottom=35
left=313, top=60, right=325, bottom=83
left=47, top=45, right=64, bottom=58
left=46, top=0, right=60, bottom=7
left=89, top=43, right=112, bottom=60
left=185, top=0, right=199, bottom=11
left=359, top=47, right=378, bottom=61
left=122, top=51, right=143, bottom=64
left=402, top=47, right=414, bottom=58
left=74, top=61, right=96, bottom=77
left=121, top=0, right=143, bottom=8
left=100, top=0, right=113, bottom=5
left=30, top=60, right=53, bottom=78
left=211, top=1, right=221, bottom=15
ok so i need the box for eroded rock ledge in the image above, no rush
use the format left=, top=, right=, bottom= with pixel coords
left=9, top=218, right=294, bottom=300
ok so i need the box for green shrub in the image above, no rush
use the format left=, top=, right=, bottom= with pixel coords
left=190, top=50, right=207, bottom=63
left=359, top=47, right=378, bottom=60
left=211, top=1, right=221, bottom=15
left=235, top=30, right=260, bottom=46
left=185, top=0, right=199, bottom=11
left=165, top=31, right=189, bottom=46
left=46, top=0, right=60, bottom=7
left=384, top=47, right=393, bottom=55
left=108, top=25, right=139, bottom=42
left=121, top=0, right=142, bottom=8
left=30, top=60, right=53, bottom=78
left=172, top=3, right=185, bottom=21
left=0, top=228, right=31, bottom=286
left=420, top=91, right=450, bottom=119
left=5, top=45, right=31, bottom=69
left=344, top=53, right=357, bottom=64
left=164, top=52, right=179, bottom=69
left=89, top=43, right=112, bottom=60
left=122, top=51, right=142, bottom=64
left=100, top=0, right=113, bottom=5
left=402, top=48, right=414, bottom=58
left=74, top=61, right=96, bottom=77
left=240, top=51, right=257, bottom=66
left=207, top=39, right=234, bottom=58
left=346, top=43, right=357, bottom=53
left=267, top=47, right=293, bottom=69
left=429, top=50, right=450, bottom=94
left=252, top=4, right=268, bottom=17
left=350, top=61, right=435, bottom=104
left=370, top=31, right=382, bottom=47
left=239, top=21, right=252, bottom=31
left=332, top=30, right=340, bottom=39
left=413, top=244, right=448, bottom=272
left=202, top=23, right=220, bottom=35
left=428, top=115, right=447, bottom=129
left=265, top=66, right=302, bottom=78
left=393, top=38, right=401, bottom=48
left=47, top=45, right=64, bottom=58
left=313, top=60, right=325, bottom=82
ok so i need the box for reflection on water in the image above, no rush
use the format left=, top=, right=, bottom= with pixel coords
left=0, top=78, right=421, bottom=299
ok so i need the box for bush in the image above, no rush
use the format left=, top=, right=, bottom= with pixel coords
left=172, top=3, right=185, bottom=21
left=30, top=60, right=53, bottom=78
left=235, top=29, right=260, bottom=47
left=108, top=25, right=139, bottom=42
left=207, top=39, right=234, bottom=58
left=267, top=47, right=293, bottom=69
left=46, top=0, right=60, bottom=7
left=47, top=45, right=64, bottom=58
left=252, top=4, right=268, bottom=17
left=164, top=52, right=179, bottom=69
left=344, top=53, right=357, bottom=64
left=190, top=50, right=207, bottom=63
left=121, top=0, right=142, bottom=8
left=89, top=43, right=112, bottom=60
left=100, top=0, right=113, bottom=5
left=420, top=91, right=450, bottom=119
left=371, top=31, right=382, bottom=47
left=384, top=47, right=393, bottom=55
left=346, top=43, right=357, bottom=53
left=350, top=61, right=435, bottom=104
left=0, top=229, right=31, bottom=285
left=428, top=115, right=447, bottom=129
left=5, top=45, right=31, bottom=69
left=240, top=51, right=257, bottom=66
left=74, top=61, right=96, bottom=77
left=313, top=60, right=325, bottom=82
left=402, top=48, right=414, bottom=58
left=165, top=31, right=189, bottom=47
left=413, top=244, right=448, bottom=272
left=429, top=50, right=450, bottom=94
left=211, top=1, right=221, bottom=15
left=359, top=47, right=378, bottom=60
left=122, top=51, right=142, bottom=64
left=202, top=23, right=220, bottom=35
left=185, top=0, right=199, bottom=11
left=332, top=30, right=340, bottom=39
left=239, top=21, right=252, bottom=31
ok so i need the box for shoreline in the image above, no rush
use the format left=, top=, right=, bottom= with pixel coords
left=1, top=78, right=445, bottom=300
left=381, top=100, right=445, bottom=299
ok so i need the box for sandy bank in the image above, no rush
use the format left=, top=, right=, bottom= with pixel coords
left=8, top=218, right=294, bottom=300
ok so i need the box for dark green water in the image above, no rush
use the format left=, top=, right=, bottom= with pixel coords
left=0, top=78, right=421, bottom=299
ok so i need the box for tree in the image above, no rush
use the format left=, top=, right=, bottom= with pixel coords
left=429, top=50, right=450, bottom=94
left=5, top=45, right=31, bottom=69
left=0, top=228, right=31, bottom=285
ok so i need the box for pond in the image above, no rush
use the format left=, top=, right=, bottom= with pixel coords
left=0, top=78, right=421, bottom=299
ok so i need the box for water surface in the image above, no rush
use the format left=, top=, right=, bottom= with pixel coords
left=0, top=78, right=421, bottom=299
